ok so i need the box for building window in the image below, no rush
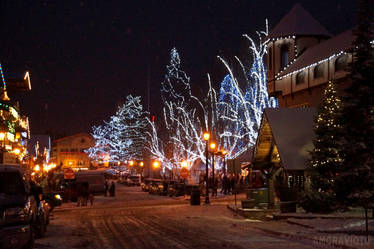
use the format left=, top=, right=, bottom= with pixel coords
left=70, top=148, right=78, bottom=152
left=268, top=48, right=273, bottom=70
left=335, top=55, right=347, bottom=72
left=280, top=44, right=289, bottom=68
left=296, top=72, right=305, bottom=85
left=314, top=64, right=324, bottom=79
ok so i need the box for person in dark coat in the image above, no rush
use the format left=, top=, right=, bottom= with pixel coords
left=104, top=180, right=109, bottom=197
left=212, top=177, right=218, bottom=196
left=109, top=181, right=115, bottom=197
left=230, top=175, right=236, bottom=195
left=227, top=175, right=232, bottom=194
left=221, top=174, right=228, bottom=195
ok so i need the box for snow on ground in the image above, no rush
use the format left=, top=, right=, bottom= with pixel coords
left=34, top=184, right=372, bottom=249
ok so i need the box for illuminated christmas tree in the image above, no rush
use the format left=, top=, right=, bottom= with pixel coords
left=87, top=95, right=147, bottom=163
left=107, top=95, right=148, bottom=161
left=300, top=81, right=342, bottom=213
left=86, top=124, right=111, bottom=162
left=311, top=81, right=342, bottom=187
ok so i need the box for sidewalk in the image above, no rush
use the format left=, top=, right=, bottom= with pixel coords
left=228, top=205, right=374, bottom=249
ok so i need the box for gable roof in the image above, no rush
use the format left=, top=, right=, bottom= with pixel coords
left=277, top=30, right=353, bottom=78
left=268, top=4, right=331, bottom=39
left=253, top=108, right=316, bottom=171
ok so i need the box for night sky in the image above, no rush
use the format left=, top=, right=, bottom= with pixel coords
left=0, top=0, right=356, bottom=138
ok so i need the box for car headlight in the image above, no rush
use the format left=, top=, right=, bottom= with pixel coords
left=54, top=194, right=62, bottom=200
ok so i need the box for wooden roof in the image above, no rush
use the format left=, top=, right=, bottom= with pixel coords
left=267, top=3, right=331, bottom=39
left=253, top=108, right=316, bottom=171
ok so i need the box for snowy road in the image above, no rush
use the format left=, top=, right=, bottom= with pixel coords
left=35, top=184, right=331, bottom=249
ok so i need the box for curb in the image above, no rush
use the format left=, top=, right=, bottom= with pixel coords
left=254, top=226, right=358, bottom=249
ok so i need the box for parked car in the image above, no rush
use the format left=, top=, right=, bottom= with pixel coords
left=0, top=165, right=38, bottom=249
left=126, top=175, right=141, bottom=186
left=148, top=179, right=163, bottom=195
left=167, top=181, right=185, bottom=197
left=158, top=180, right=173, bottom=196
left=141, top=178, right=153, bottom=192
left=104, top=168, right=120, bottom=179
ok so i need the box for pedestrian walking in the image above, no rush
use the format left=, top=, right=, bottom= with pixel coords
left=88, top=193, right=95, bottom=206
left=212, top=177, right=218, bottom=197
left=230, top=175, right=237, bottom=195
left=104, top=180, right=109, bottom=197
left=109, top=181, right=115, bottom=197
left=221, top=174, right=228, bottom=195
left=227, top=175, right=232, bottom=194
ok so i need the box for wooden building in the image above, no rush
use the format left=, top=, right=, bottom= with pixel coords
left=266, top=4, right=353, bottom=108
left=252, top=108, right=316, bottom=206
left=51, top=133, right=94, bottom=171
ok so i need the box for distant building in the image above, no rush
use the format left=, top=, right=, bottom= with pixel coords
left=266, top=4, right=353, bottom=107
left=51, top=133, right=94, bottom=171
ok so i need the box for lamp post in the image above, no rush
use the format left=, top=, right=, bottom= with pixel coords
left=222, top=150, right=227, bottom=175
left=209, top=142, right=217, bottom=182
left=203, top=132, right=210, bottom=204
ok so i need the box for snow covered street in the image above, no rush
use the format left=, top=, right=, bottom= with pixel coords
left=33, top=183, right=351, bottom=249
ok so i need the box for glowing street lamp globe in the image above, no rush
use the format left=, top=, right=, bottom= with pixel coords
left=152, top=161, right=160, bottom=169
left=210, top=142, right=216, bottom=150
left=203, top=132, right=210, bottom=141
left=181, top=160, right=188, bottom=168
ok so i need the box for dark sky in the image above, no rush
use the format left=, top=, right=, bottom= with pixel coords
left=0, top=0, right=356, bottom=138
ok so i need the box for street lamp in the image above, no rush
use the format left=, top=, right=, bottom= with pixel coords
left=129, top=160, right=135, bottom=166
left=222, top=150, right=227, bottom=175
left=181, top=160, right=188, bottom=168
left=139, top=161, right=144, bottom=167
left=203, top=132, right=210, bottom=204
left=152, top=160, right=160, bottom=169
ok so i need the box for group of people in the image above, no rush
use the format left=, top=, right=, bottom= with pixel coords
left=220, top=174, right=238, bottom=195
left=76, top=182, right=94, bottom=206
left=104, top=180, right=116, bottom=197
left=199, top=173, right=239, bottom=197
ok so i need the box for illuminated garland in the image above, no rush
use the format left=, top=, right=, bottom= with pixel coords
left=276, top=51, right=347, bottom=80
left=0, top=63, right=7, bottom=90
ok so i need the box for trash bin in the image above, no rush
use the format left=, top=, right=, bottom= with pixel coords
left=190, top=188, right=200, bottom=205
